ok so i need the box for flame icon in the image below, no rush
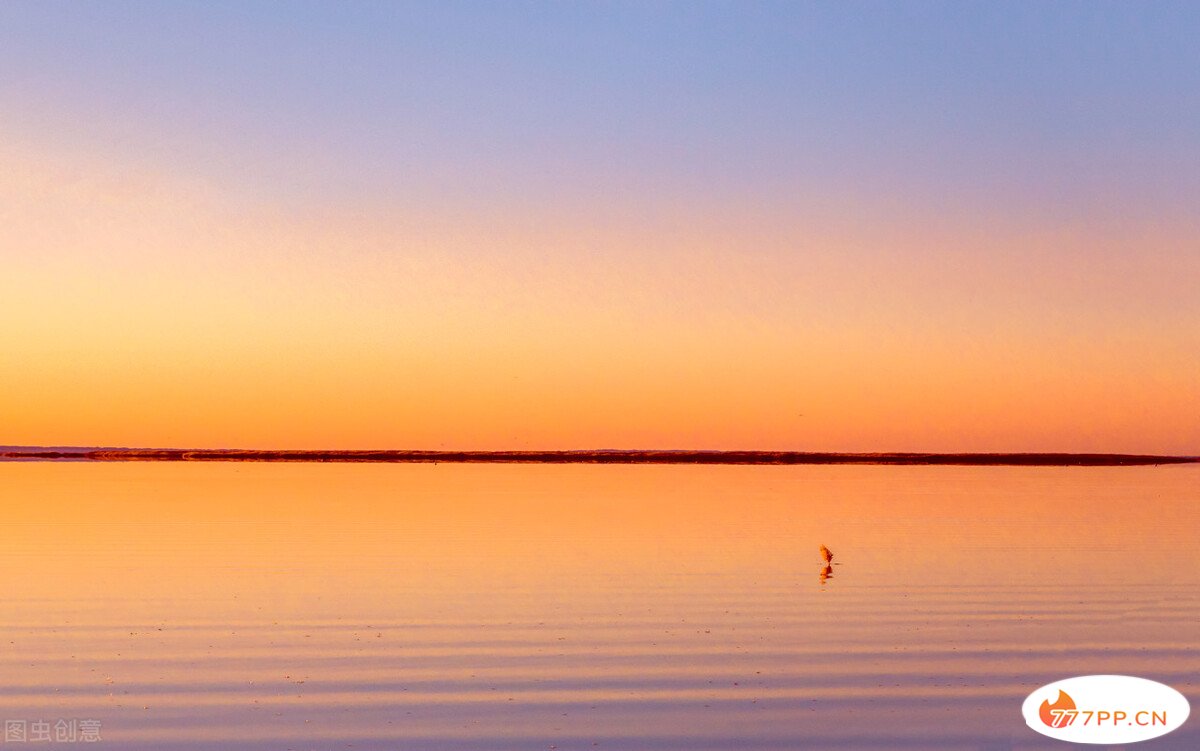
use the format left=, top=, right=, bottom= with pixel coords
left=1039, top=690, right=1077, bottom=727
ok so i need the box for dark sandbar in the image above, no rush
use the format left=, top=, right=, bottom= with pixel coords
left=1, top=448, right=1195, bottom=466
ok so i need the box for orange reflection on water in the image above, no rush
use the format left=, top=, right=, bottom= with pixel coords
left=2, top=462, right=1198, bottom=605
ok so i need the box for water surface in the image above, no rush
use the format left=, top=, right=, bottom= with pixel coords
left=1, top=463, right=1196, bottom=749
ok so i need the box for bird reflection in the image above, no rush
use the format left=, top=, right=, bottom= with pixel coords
left=819, top=544, right=835, bottom=585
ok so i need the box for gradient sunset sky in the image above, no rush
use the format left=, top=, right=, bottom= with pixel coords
left=2, top=1, right=1197, bottom=452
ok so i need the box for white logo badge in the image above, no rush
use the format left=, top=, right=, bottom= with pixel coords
left=1022, top=675, right=1190, bottom=744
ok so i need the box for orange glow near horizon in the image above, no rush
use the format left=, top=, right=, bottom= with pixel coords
left=2, top=136, right=1198, bottom=453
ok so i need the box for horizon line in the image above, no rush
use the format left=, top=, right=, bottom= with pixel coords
left=1, top=447, right=1197, bottom=466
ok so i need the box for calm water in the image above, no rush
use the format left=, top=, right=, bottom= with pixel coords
left=1, top=462, right=1197, bottom=749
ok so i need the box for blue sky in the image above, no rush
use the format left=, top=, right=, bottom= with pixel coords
left=3, top=1, right=1198, bottom=219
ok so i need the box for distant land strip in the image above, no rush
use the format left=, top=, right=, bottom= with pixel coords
left=1, top=449, right=1196, bottom=466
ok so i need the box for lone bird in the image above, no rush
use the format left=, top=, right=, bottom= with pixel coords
left=819, top=545, right=833, bottom=564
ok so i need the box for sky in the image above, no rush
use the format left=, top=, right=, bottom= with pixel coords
left=1, top=1, right=1198, bottom=452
